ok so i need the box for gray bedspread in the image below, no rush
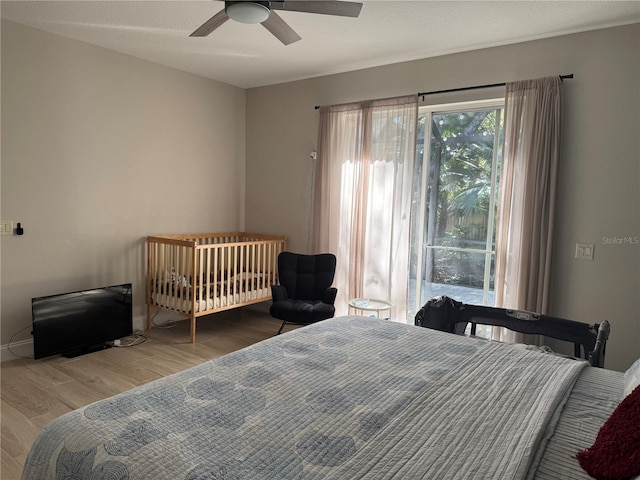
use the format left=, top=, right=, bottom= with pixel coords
left=22, top=316, right=588, bottom=479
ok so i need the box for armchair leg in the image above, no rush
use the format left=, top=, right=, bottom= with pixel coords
left=276, top=320, right=287, bottom=335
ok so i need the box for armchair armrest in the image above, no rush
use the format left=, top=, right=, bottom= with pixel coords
left=271, top=285, right=288, bottom=302
left=322, top=287, right=338, bottom=305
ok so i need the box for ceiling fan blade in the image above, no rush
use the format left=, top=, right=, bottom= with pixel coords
left=190, top=9, right=229, bottom=37
left=272, top=1, right=363, bottom=18
left=261, top=11, right=301, bottom=45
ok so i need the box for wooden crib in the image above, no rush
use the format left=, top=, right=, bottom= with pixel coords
left=147, top=232, right=286, bottom=342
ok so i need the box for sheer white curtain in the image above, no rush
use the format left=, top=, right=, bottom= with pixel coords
left=493, top=76, right=562, bottom=342
left=313, top=95, right=418, bottom=322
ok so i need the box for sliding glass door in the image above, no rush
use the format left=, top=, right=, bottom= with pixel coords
left=408, top=100, right=504, bottom=320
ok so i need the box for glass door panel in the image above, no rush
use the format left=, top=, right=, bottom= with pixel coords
left=409, top=102, right=504, bottom=328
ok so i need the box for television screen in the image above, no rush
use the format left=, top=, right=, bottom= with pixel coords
left=32, top=283, right=133, bottom=359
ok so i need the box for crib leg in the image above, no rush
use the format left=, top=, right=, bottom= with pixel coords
left=147, top=304, right=155, bottom=332
left=190, top=315, right=196, bottom=343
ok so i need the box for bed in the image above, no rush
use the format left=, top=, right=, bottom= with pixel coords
left=147, top=232, right=286, bottom=342
left=21, top=316, right=639, bottom=480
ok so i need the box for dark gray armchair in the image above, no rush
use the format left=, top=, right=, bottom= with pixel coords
left=270, top=252, right=337, bottom=335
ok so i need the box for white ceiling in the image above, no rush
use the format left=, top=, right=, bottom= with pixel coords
left=2, top=1, right=639, bottom=89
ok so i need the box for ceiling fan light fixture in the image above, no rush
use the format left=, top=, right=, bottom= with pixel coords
left=226, top=2, right=271, bottom=24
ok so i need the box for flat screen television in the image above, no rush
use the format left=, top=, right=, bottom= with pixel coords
left=32, top=283, right=133, bottom=359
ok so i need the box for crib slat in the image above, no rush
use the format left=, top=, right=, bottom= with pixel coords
left=257, top=243, right=263, bottom=292
left=251, top=243, right=256, bottom=294
left=233, top=244, right=239, bottom=301
left=190, top=242, right=197, bottom=343
left=147, top=238, right=154, bottom=330
left=213, top=246, right=219, bottom=309
left=205, top=248, right=211, bottom=311
left=168, top=244, right=174, bottom=309
left=226, top=245, right=232, bottom=306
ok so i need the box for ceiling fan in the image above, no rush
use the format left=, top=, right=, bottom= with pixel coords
left=190, top=1, right=363, bottom=45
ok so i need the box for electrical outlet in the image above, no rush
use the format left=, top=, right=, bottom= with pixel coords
left=575, top=243, right=595, bottom=260
left=1, top=221, right=13, bottom=236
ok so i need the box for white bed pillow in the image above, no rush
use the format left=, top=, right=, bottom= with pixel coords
left=624, top=358, right=640, bottom=397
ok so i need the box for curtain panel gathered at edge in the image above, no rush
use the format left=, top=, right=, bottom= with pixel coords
left=493, top=76, right=562, bottom=343
left=313, top=95, right=418, bottom=322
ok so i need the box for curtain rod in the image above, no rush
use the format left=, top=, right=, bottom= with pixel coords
left=314, top=74, right=573, bottom=109
left=417, top=74, right=574, bottom=100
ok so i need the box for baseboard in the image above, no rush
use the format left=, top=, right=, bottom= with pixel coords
left=1, top=315, right=147, bottom=362
left=1, top=338, right=33, bottom=362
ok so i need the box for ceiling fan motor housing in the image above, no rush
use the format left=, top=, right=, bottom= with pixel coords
left=225, top=1, right=272, bottom=24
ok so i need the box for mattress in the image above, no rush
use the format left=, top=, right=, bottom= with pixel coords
left=151, top=287, right=270, bottom=312
left=533, top=366, right=624, bottom=480
left=21, top=316, right=622, bottom=480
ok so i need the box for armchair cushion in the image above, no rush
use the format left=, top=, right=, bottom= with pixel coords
left=270, top=299, right=335, bottom=324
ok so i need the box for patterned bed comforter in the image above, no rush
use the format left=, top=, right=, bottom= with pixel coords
left=22, top=316, right=587, bottom=480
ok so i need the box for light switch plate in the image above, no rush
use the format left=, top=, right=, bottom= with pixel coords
left=1, top=221, right=13, bottom=236
left=575, top=242, right=595, bottom=260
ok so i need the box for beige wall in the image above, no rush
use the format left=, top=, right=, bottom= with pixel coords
left=1, top=20, right=246, bottom=350
left=246, top=24, right=640, bottom=372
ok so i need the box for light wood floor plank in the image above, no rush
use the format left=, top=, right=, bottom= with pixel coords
left=1, top=401, right=41, bottom=459
left=21, top=359, right=76, bottom=388
left=46, top=379, right=114, bottom=411
left=1, top=371, right=70, bottom=420
left=1, top=449, right=23, bottom=480
left=1, top=306, right=282, bottom=479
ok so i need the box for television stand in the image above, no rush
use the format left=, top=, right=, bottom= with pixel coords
left=62, top=342, right=112, bottom=358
